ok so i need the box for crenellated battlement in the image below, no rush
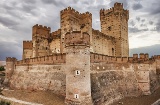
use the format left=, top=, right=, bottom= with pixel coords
left=6, top=57, right=17, bottom=62
left=51, top=29, right=61, bottom=36
left=65, top=31, right=90, bottom=47
left=33, top=24, right=51, bottom=31
left=114, top=2, right=123, bottom=9
left=50, top=29, right=61, bottom=39
left=61, top=7, right=92, bottom=21
left=81, top=12, right=92, bottom=18
left=16, top=54, right=66, bottom=65
left=90, top=53, right=159, bottom=63
left=100, top=2, right=129, bottom=20
left=61, top=6, right=75, bottom=13
left=100, top=7, right=114, bottom=16
left=23, top=40, right=32, bottom=42
left=92, top=29, right=115, bottom=40
left=100, top=7, right=128, bottom=16
left=60, top=6, right=81, bottom=17
left=32, top=24, right=51, bottom=38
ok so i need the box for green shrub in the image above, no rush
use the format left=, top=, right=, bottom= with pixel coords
left=0, top=66, right=5, bottom=71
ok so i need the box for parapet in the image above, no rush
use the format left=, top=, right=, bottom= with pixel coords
left=145, top=53, right=149, bottom=59
left=16, top=54, right=66, bottom=65
left=6, top=57, right=17, bottom=62
left=60, top=6, right=80, bottom=18
left=23, top=40, right=32, bottom=49
left=132, top=53, right=151, bottom=62
left=151, top=55, right=160, bottom=59
left=65, top=31, right=90, bottom=47
left=114, top=2, right=123, bottom=9
left=51, top=29, right=61, bottom=39
left=32, top=24, right=51, bottom=38
left=133, top=54, right=138, bottom=61
left=100, top=7, right=114, bottom=16
left=81, top=12, right=92, bottom=19
left=60, top=6, right=92, bottom=23
left=90, top=53, right=155, bottom=64
left=92, top=29, right=115, bottom=41
left=100, top=2, right=129, bottom=20
left=33, top=24, right=51, bottom=31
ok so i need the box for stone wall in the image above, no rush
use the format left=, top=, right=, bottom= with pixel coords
left=90, top=62, right=160, bottom=105
left=50, top=29, right=61, bottom=53
left=6, top=54, right=160, bottom=105
left=91, top=63, right=141, bottom=105
left=16, top=54, right=66, bottom=66
left=92, top=29, right=115, bottom=56
left=10, top=65, right=66, bottom=96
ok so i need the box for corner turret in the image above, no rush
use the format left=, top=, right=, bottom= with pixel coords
left=4, top=57, right=17, bottom=85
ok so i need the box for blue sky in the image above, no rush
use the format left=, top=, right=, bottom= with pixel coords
left=0, top=0, right=160, bottom=60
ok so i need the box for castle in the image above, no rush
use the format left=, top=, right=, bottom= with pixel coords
left=4, top=2, right=160, bottom=105
left=22, top=2, right=129, bottom=59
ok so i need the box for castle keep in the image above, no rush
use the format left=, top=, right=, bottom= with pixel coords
left=5, top=2, right=160, bottom=105
left=23, top=3, right=129, bottom=59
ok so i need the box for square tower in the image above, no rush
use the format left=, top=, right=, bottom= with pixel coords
left=32, top=24, right=51, bottom=57
left=60, top=7, right=92, bottom=53
left=100, top=2, right=129, bottom=57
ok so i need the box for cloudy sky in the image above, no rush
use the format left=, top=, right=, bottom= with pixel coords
left=0, top=0, right=160, bottom=60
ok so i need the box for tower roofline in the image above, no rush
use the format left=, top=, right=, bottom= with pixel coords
left=60, top=6, right=92, bottom=18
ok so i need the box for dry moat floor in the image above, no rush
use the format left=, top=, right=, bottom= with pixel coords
left=111, top=87, right=160, bottom=105
left=2, top=90, right=65, bottom=105
left=1, top=87, right=160, bottom=105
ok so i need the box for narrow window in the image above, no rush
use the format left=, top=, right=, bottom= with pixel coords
left=74, top=94, right=79, bottom=99
left=76, top=70, right=80, bottom=75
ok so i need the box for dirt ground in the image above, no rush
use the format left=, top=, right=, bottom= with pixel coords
left=2, top=90, right=65, bottom=105
left=1, top=87, right=160, bottom=105
left=111, top=87, right=160, bottom=105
